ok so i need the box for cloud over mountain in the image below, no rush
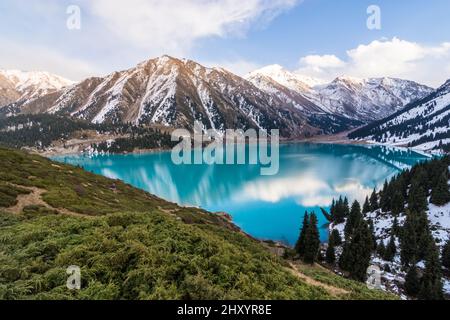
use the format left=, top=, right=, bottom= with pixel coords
left=87, top=0, right=300, bottom=55
left=297, top=38, right=450, bottom=87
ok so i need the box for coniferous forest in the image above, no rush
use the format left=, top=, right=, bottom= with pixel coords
left=0, top=114, right=176, bottom=152
left=307, top=155, right=450, bottom=300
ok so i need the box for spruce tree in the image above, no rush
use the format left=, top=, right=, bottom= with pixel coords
left=330, top=199, right=336, bottom=221
left=339, top=241, right=351, bottom=271
left=303, top=213, right=320, bottom=264
left=430, top=173, right=450, bottom=206
left=404, top=266, right=421, bottom=297
left=400, top=210, right=418, bottom=267
left=379, top=180, right=390, bottom=212
left=442, top=240, right=450, bottom=269
left=326, top=242, right=336, bottom=264
left=343, top=197, right=350, bottom=218
left=344, top=200, right=362, bottom=240
left=392, top=216, right=400, bottom=237
left=391, top=190, right=405, bottom=216
left=419, top=240, right=444, bottom=300
left=295, top=212, right=309, bottom=257
left=416, top=211, right=433, bottom=261
left=329, top=229, right=342, bottom=246
left=369, top=188, right=379, bottom=211
left=341, top=220, right=374, bottom=282
left=408, top=182, right=428, bottom=214
left=363, top=196, right=371, bottom=214
left=368, top=219, right=377, bottom=250
left=377, top=241, right=386, bottom=258
left=383, top=234, right=397, bottom=262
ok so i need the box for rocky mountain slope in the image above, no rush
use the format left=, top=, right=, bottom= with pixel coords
left=349, top=79, right=450, bottom=152
left=1, top=58, right=434, bottom=139
left=0, top=70, right=73, bottom=106
left=246, top=65, right=433, bottom=122
left=4, top=56, right=328, bottom=138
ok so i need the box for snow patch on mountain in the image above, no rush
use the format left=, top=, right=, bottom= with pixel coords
left=0, top=69, right=74, bottom=101
left=350, top=79, right=450, bottom=152
left=247, top=66, right=433, bottom=122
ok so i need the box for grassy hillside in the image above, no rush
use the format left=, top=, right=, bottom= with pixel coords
left=0, top=147, right=395, bottom=300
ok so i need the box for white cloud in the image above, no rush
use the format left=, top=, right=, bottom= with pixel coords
left=86, top=0, right=299, bottom=56
left=299, top=54, right=346, bottom=71
left=296, top=38, right=450, bottom=87
left=0, top=0, right=299, bottom=80
left=0, top=38, right=98, bottom=81
left=239, top=174, right=329, bottom=203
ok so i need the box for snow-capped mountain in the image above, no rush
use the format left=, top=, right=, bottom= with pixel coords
left=247, top=65, right=324, bottom=92
left=0, top=70, right=74, bottom=106
left=246, top=66, right=433, bottom=122
left=3, top=57, right=435, bottom=138
left=10, top=56, right=330, bottom=137
left=315, top=77, right=434, bottom=121
left=245, top=67, right=325, bottom=115
left=349, top=79, right=450, bottom=152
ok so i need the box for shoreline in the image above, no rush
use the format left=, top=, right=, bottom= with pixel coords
left=29, top=130, right=436, bottom=158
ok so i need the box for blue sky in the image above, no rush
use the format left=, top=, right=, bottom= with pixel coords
left=1, top=0, right=449, bottom=86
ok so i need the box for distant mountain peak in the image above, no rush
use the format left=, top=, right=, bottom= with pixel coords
left=247, top=65, right=324, bottom=89
left=0, top=69, right=74, bottom=106
left=333, top=75, right=364, bottom=84
left=1, top=55, right=437, bottom=139
left=247, top=66, right=434, bottom=121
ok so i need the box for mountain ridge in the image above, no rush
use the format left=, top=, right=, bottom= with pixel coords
left=0, top=69, right=74, bottom=106
left=348, top=78, right=450, bottom=152
left=246, top=65, right=434, bottom=122
left=0, top=56, right=436, bottom=139
left=1, top=56, right=358, bottom=138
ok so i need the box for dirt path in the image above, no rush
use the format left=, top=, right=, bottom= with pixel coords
left=5, top=185, right=90, bottom=218
left=287, top=263, right=349, bottom=297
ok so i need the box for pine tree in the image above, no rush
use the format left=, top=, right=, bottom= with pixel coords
left=416, top=211, right=433, bottom=261
left=404, top=266, right=421, bottom=297
left=391, top=190, right=405, bottom=216
left=368, top=219, right=377, bottom=250
left=430, top=173, right=450, bottom=206
left=343, top=197, right=350, bottom=218
left=379, top=180, right=390, bottom=212
left=295, top=212, right=309, bottom=257
left=330, top=199, right=336, bottom=221
left=377, top=241, right=386, bottom=257
left=408, top=182, right=428, bottom=214
left=362, top=196, right=371, bottom=214
left=329, top=229, right=342, bottom=246
left=340, top=220, right=374, bottom=282
left=400, top=210, right=418, bottom=267
left=303, top=213, right=320, bottom=264
left=326, top=242, right=336, bottom=264
left=369, top=188, right=379, bottom=211
left=419, top=240, right=444, bottom=300
left=441, top=240, right=450, bottom=270
left=383, top=234, right=397, bottom=262
left=344, top=201, right=362, bottom=240
left=331, top=196, right=350, bottom=223
left=392, top=216, right=400, bottom=237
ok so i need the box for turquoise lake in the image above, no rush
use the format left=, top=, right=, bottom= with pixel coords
left=53, top=143, right=429, bottom=245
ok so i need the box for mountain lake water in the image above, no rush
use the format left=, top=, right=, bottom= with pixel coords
left=52, top=143, right=429, bottom=245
